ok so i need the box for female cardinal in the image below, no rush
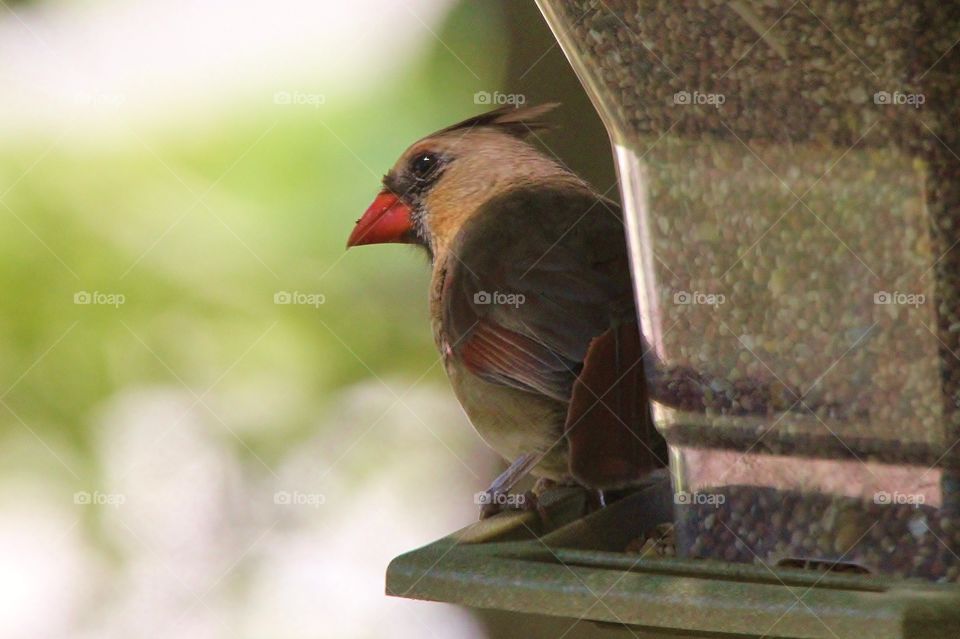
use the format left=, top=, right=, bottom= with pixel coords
left=347, top=104, right=667, bottom=514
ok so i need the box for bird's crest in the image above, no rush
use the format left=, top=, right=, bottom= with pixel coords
left=433, top=102, right=560, bottom=139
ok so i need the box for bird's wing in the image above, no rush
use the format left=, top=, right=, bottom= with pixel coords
left=442, top=185, right=666, bottom=487
left=443, top=186, right=627, bottom=400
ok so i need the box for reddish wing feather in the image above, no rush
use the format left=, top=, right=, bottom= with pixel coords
left=459, top=319, right=575, bottom=403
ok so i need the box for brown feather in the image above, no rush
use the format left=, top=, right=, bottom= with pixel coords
left=565, top=323, right=667, bottom=488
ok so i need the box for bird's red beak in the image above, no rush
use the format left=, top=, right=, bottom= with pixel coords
left=347, top=191, right=415, bottom=247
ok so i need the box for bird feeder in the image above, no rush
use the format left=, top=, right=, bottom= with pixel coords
left=388, top=1, right=960, bottom=635
left=535, top=0, right=960, bottom=581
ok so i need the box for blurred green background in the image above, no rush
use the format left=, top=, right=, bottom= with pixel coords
left=0, top=1, right=620, bottom=637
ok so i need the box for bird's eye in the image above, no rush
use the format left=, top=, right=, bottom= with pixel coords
left=410, top=152, right=438, bottom=180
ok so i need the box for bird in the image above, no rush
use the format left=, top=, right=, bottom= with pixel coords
left=346, top=103, right=667, bottom=516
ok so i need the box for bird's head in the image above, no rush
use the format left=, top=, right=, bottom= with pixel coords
left=346, top=103, right=583, bottom=258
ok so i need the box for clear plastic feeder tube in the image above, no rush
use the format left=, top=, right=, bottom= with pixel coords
left=538, top=0, right=960, bottom=580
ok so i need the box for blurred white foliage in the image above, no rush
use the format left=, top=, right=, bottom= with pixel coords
left=0, top=482, right=99, bottom=639
left=13, top=379, right=493, bottom=639
left=0, top=1, right=501, bottom=635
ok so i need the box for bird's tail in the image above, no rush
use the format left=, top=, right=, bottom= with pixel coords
left=565, top=322, right=668, bottom=489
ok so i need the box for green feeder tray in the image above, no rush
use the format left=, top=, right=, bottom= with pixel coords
left=386, top=482, right=960, bottom=638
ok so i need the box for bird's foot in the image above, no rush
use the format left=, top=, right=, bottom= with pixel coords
left=478, top=488, right=538, bottom=520
left=477, top=452, right=545, bottom=520
left=531, top=477, right=557, bottom=495
left=480, top=490, right=529, bottom=519
left=477, top=478, right=562, bottom=522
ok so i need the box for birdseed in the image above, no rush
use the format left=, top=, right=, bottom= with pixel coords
left=540, top=0, right=960, bottom=580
